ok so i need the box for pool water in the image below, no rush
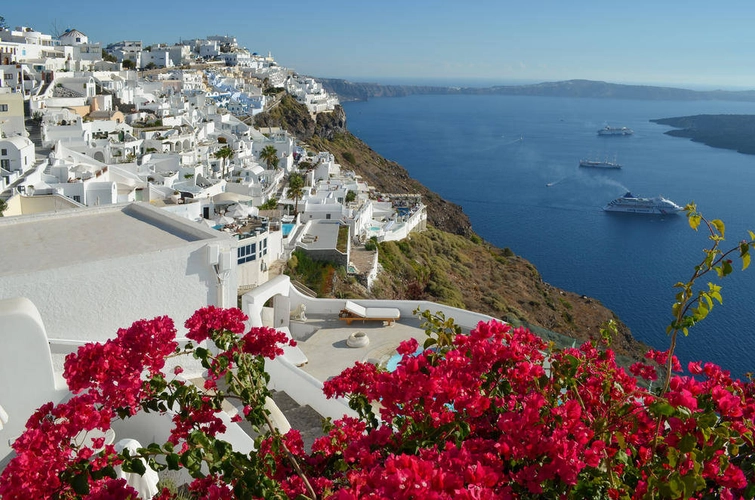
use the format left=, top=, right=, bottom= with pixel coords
left=282, top=223, right=295, bottom=237
left=385, top=345, right=424, bottom=372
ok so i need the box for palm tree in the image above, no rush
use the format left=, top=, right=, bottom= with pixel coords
left=286, top=172, right=305, bottom=217
left=259, top=145, right=279, bottom=170
left=213, top=146, right=235, bottom=178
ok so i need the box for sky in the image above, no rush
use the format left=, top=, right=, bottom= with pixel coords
left=3, top=0, right=755, bottom=89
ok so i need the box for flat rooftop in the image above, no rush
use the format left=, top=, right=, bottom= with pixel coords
left=0, top=202, right=226, bottom=278
left=299, top=222, right=339, bottom=251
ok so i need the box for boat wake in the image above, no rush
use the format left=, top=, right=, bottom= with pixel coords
left=501, top=135, right=524, bottom=146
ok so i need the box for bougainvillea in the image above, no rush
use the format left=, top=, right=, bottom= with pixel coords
left=1, top=305, right=754, bottom=499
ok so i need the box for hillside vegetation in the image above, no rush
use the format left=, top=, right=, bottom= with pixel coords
left=256, top=96, right=648, bottom=360
left=368, top=227, right=644, bottom=359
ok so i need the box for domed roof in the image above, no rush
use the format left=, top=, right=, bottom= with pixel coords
left=61, top=28, right=87, bottom=38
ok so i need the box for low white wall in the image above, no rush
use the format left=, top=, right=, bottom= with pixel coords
left=265, top=356, right=356, bottom=422
left=288, top=287, right=497, bottom=331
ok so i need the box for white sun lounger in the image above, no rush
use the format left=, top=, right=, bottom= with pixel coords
left=339, top=300, right=400, bottom=325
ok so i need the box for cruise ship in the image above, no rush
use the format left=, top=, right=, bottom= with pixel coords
left=603, top=192, right=683, bottom=215
left=579, top=158, right=621, bottom=169
left=597, top=126, right=633, bottom=136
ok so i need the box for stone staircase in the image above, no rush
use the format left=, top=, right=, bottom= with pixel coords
left=269, top=390, right=326, bottom=452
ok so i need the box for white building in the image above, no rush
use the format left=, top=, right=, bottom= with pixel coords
left=0, top=203, right=250, bottom=465
left=0, top=202, right=239, bottom=348
left=0, top=26, right=56, bottom=63
left=0, top=136, right=35, bottom=174
left=141, top=48, right=173, bottom=69
left=0, top=88, right=26, bottom=136
left=58, top=28, right=89, bottom=46
left=106, top=40, right=143, bottom=68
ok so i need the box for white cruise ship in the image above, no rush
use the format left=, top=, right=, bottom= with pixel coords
left=603, top=192, right=683, bottom=215
left=597, top=126, right=633, bottom=136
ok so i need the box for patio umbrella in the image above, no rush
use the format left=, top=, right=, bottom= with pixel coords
left=215, top=215, right=235, bottom=226
left=227, top=203, right=250, bottom=218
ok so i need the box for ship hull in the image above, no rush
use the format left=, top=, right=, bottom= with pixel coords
left=603, top=192, right=683, bottom=215
left=603, top=206, right=680, bottom=215
left=579, top=160, right=621, bottom=169
left=597, top=126, right=633, bottom=136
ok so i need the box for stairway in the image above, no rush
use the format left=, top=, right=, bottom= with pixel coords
left=269, top=391, right=326, bottom=452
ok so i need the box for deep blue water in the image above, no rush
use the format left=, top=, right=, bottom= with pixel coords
left=343, top=94, right=755, bottom=379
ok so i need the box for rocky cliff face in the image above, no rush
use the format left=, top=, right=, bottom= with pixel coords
left=254, top=96, right=648, bottom=360
left=255, top=96, right=472, bottom=236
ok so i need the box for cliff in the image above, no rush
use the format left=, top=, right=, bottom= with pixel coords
left=651, top=114, right=755, bottom=155
left=254, top=96, right=648, bottom=360
left=256, top=96, right=472, bottom=235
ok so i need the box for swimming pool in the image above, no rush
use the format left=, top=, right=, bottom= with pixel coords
left=282, top=223, right=295, bottom=237
left=385, top=345, right=424, bottom=372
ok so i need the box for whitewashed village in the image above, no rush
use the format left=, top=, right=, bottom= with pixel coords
left=0, top=23, right=499, bottom=489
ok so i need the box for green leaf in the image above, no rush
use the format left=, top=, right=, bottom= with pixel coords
left=678, top=434, right=696, bottom=453
left=650, top=401, right=677, bottom=417
left=711, top=219, right=725, bottom=237
left=681, top=473, right=705, bottom=497
left=71, top=473, right=90, bottom=495
left=180, top=449, right=203, bottom=474
left=166, top=453, right=180, bottom=470
left=692, top=303, right=709, bottom=321
left=688, top=214, right=702, bottom=231
left=750, top=230, right=755, bottom=241
left=697, top=411, right=718, bottom=429
left=124, top=457, right=146, bottom=475
left=701, top=293, right=714, bottom=310
left=707, top=283, right=723, bottom=304
left=722, top=259, right=733, bottom=276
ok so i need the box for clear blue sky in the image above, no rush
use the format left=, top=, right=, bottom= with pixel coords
left=3, top=1, right=755, bottom=89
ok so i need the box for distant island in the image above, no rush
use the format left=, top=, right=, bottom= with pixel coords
left=320, top=78, right=755, bottom=103
left=651, top=115, right=755, bottom=155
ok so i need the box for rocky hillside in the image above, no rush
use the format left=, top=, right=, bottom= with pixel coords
left=256, top=96, right=472, bottom=236
left=367, top=227, right=643, bottom=360
left=254, top=96, right=648, bottom=360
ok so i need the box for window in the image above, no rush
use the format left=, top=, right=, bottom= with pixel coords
left=72, top=195, right=81, bottom=203
left=0, top=104, right=7, bottom=112
left=0, top=159, right=9, bottom=170
left=262, top=238, right=268, bottom=256
left=1, top=149, right=6, bottom=156
left=237, top=242, right=256, bottom=265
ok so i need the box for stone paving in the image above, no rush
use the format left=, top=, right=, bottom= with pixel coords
left=293, top=314, right=428, bottom=382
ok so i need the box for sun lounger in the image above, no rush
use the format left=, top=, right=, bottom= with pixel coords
left=338, top=300, right=400, bottom=325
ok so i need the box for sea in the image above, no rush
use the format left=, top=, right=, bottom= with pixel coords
left=342, top=92, right=755, bottom=379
